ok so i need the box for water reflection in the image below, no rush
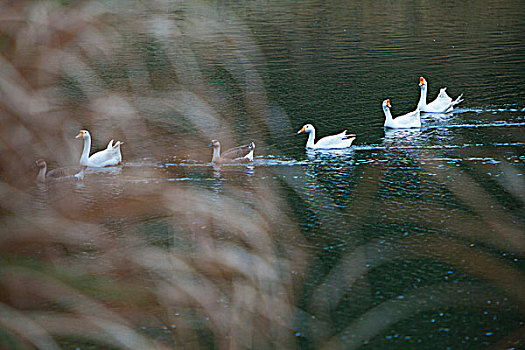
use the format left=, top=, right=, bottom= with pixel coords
left=85, top=166, right=123, bottom=176
left=305, top=147, right=355, bottom=161
left=382, top=128, right=423, bottom=145
left=210, top=162, right=256, bottom=182
left=421, top=111, right=454, bottom=121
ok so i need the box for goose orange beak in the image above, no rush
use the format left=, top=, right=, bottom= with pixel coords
left=419, top=77, right=425, bottom=86
left=75, top=131, right=83, bottom=138
left=386, top=99, right=391, bottom=108
left=297, top=126, right=306, bottom=134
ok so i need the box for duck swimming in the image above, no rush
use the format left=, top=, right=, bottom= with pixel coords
left=35, top=159, right=85, bottom=182
left=208, top=139, right=255, bottom=164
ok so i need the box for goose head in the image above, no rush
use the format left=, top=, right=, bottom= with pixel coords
left=419, top=77, right=427, bottom=89
left=382, top=99, right=391, bottom=109
left=35, top=159, right=47, bottom=168
left=297, top=124, right=314, bottom=134
left=75, top=129, right=90, bottom=139
left=208, top=139, right=220, bottom=149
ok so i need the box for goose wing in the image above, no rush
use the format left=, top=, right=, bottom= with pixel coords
left=46, top=166, right=81, bottom=179
left=87, top=148, right=121, bottom=166
left=221, top=142, right=255, bottom=160
left=315, top=130, right=355, bottom=148
left=87, top=140, right=123, bottom=166
left=426, top=88, right=463, bottom=112
left=112, top=141, right=123, bottom=149
left=88, top=148, right=113, bottom=162
left=393, top=109, right=421, bottom=128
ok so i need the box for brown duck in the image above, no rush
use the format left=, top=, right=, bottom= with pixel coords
left=208, top=140, right=255, bottom=164
left=35, top=159, right=86, bottom=182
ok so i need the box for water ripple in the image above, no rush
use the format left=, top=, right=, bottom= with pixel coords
left=426, top=122, right=525, bottom=129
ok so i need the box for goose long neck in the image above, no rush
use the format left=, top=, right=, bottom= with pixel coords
left=418, top=85, right=427, bottom=108
left=306, top=130, right=316, bottom=148
left=383, top=106, right=393, bottom=121
left=80, top=135, right=91, bottom=164
left=212, top=146, right=221, bottom=162
left=36, top=166, right=47, bottom=182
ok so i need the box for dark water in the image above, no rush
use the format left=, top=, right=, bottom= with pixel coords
left=33, top=1, right=524, bottom=349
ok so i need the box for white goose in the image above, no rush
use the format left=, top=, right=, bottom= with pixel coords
left=297, top=124, right=356, bottom=149
left=208, top=139, right=255, bottom=164
left=382, top=99, right=421, bottom=129
left=418, top=77, right=463, bottom=113
left=76, top=130, right=123, bottom=167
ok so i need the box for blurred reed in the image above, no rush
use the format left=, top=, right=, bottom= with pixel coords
left=0, top=1, right=304, bottom=349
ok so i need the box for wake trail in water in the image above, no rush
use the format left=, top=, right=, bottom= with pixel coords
left=166, top=157, right=308, bottom=168
left=457, top=105, right=525, bottom=114
left=426, top=121, right=525, bottom=130
left=353, top=142, right=525, bottom=151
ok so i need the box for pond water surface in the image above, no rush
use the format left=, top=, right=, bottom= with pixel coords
left=28, top=1, right=525, bottom=349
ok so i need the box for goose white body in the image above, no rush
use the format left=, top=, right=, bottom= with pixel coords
left=297, top=124, right=356, bottom=149
left=76, top=130, right=123, bottom=167
left=418, top=77, right=463, bottom=113
left=382, top=99, right=421, bottom=129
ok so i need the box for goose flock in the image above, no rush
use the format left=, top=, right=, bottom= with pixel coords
left=36, top=77, right=462, bottom=181
left=299, top=76, right=462, bottom=147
